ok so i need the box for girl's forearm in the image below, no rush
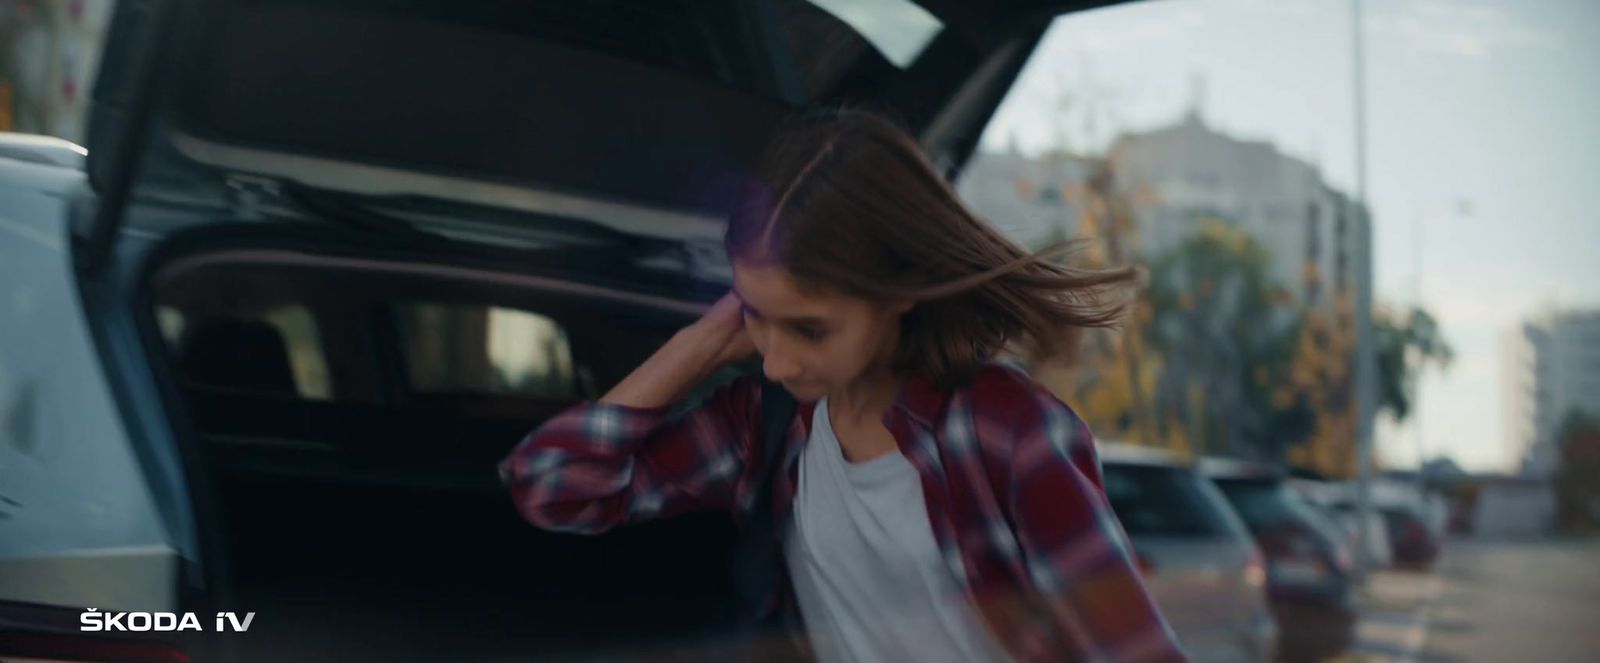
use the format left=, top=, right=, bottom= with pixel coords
left=599, top=327, right=723, bottom=409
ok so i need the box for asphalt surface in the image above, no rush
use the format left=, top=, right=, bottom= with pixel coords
left=1350, top=537, right=1600, bottom=663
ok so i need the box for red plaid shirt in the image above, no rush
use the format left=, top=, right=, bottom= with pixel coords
left=499, top=359, right=1187, bottom=662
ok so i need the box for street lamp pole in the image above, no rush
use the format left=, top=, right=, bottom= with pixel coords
left=1351, top=0, right=1376, bottom=582
left=1414, top=207, right=1426, bottom=486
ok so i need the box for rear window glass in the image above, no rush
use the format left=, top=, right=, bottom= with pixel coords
left=166, top=0, right=952, bottom=214
left=1215, top=478, right=1341, bottom=542
left=1214, top=479, right=1296, bottom=528
left=160, top=304, right=333, bottom=400
left=393, top=302, right=579, bottom=400
left=1102, top=464, right=1237, bottom=537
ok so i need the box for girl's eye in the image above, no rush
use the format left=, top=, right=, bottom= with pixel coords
left=796, top=327, right=826, bottom=341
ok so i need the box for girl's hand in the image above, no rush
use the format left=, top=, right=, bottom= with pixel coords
left=682, top=291, right=758, bottom=368
left=599, top=292, right=756, bottom=408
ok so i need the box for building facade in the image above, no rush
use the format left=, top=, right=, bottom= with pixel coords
left=1, top=0, right=113, bottom=141
left=1505, top=310, right=1600, bottom=478
left=958, top=110, right=1370, bottom=317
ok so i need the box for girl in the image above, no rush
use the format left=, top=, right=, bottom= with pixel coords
left=499, top=108, right=1185, bottom=663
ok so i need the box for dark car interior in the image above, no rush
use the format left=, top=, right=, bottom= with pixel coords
left=149, top=241, right=758, bottom=661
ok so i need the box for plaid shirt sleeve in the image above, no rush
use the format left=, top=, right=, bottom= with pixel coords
left=992, top=371, right=1189, bottom=662
left=497, top=375, right=761, bottom=535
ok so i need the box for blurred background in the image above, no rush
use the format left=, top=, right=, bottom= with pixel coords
left=2, top=0, right=1596, bottom=661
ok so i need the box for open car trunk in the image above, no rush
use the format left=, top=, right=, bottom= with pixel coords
left=56, top=0, right=1131, bottom=659
left=146, top=227, right=758, bottom=661
left=81, top=0, right=1114, bottom=272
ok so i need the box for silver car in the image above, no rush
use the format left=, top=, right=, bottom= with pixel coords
left=1100, top=444, right=1278, bottom=662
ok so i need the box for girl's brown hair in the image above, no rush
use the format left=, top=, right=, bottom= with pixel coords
left=723, top=107, right=1138, bottom=390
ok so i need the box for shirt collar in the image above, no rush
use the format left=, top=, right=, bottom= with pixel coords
left=884, top=370, right=948, bottom=430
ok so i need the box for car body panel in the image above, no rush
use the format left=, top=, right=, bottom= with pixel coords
left=1101, top=449, right=1276, bottom=662
left=1209, top=472, right=1358, bottom=662
left=0, top=157, right=181, bottom=613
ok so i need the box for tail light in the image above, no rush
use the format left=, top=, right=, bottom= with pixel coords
left=1243, top=548, right=1267, bottom=589
left=1335, top=544, right=1354, bottom=572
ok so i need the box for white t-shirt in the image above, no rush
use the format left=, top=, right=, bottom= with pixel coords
left=783, top=397, right=1012, bottom=663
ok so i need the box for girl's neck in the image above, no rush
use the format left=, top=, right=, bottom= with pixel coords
left=830, top=320, right=906, bottom=428
left=830, top=365, right=902, bottom=429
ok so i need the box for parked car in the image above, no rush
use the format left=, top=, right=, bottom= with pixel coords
left=1290, top=478, right=1394, bottom=570
left=1100, top=445, right=1278, bottom=662
left=1204, top=461, right=1358, bottom=663
left=0, top=132, right=87, bottom=170
left=1373, top=476, right=1451, bottom=559
left=0, top=0, right=1137, bottom=661
left=1379, top=505, right=1442, bottom=570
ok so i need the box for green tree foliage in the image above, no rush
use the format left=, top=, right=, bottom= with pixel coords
left=1143, top=217, right=1304, bottom=459
left=1554, top=410, right=1600, bottom=533
left=1373, top=306, right=1454, bottom=423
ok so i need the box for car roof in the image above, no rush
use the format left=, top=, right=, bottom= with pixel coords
left=1097, top=441, right=1193, bottom=468
left=1197, top=456, right=1288, bottom=481
left=0, top=133, right=88, bottom=171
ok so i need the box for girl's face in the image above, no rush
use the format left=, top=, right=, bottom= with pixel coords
left=731, top=260, right=912, bottom=402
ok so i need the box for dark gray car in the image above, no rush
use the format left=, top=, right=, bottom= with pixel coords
left=1205, top=461, right=1359, bottom=663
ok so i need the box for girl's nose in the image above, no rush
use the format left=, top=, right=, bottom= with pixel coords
left=761, top=334, right=803, bottom=383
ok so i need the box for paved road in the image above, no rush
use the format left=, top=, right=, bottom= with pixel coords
left=1351, top=537, right=1600, bottom=663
